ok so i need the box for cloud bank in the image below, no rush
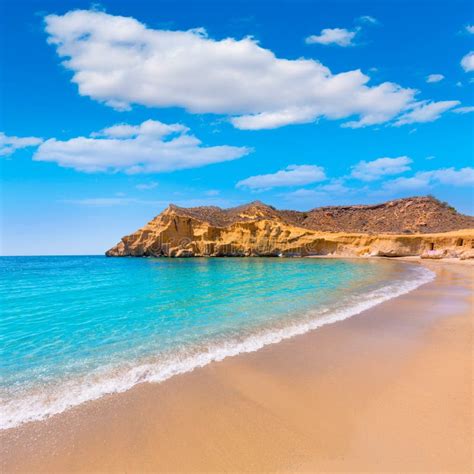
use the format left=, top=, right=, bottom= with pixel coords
left=44, top=10, right=456, bottom=130
left=33, top=120, right=250, bottom=173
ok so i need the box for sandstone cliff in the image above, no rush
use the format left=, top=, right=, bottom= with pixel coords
left=106, top=197, right=474, bottom=259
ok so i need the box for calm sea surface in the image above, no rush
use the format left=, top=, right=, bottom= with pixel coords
left=0, top=256, right=433, bottom=429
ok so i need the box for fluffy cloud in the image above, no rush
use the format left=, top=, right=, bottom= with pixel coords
left=461, top=51, right=474, bottom=72
left=236, top=165, right=326, bottom=190
left=305, top=28, right=358, bottom=46
left=466, top=25, right=474, bottom=34
left=383, top=167, right=474, bottom=192
left=33, top=120, right=250, bottom=173
left=44, top=10, right=432, bottom=130
left=426, top=74, right=444, bottom=83
left=393, top=100, right=460, bottom=126
left=351, top=156, right=412, bottom=181
left=0, top=132, right=43, bottom=156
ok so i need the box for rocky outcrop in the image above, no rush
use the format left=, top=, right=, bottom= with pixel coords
left=106, top=197, right=474, bottom=259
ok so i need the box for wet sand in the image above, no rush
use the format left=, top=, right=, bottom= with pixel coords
left=1, top=260, right=473, bottom=473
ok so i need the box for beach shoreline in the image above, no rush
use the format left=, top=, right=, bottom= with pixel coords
left=1, top=259, right=472, bottom=473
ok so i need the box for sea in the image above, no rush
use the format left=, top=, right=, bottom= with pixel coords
left=0, top=256, right=434, bottom=429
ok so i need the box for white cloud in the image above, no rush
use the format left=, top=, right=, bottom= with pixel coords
left=343, top=99, right=458, bottom=129
left=236, top=164, right=326, bottom=190
left=466, top=25, right=474, bottom=34
left=305, top=28, right=358, bottom=46
left=33, top=119, right=250, bottom=173
left=430, top=167, right=474, bottom=185
left=383, top=167, right=474, bottom=192
left=0, top=132, right=43, bottom=156
left=393, top=100, right=460, bottom=126
left=205, top=189, right=220, bottom=196
left=383, top=175, right=431, bottom=192
left=351, top=156, right=412, bottom=181
left=136, top=182, right=158, bottom=190
left=44, top=10, right=430, bottom=130
left=461, top=51, right=474, bottom=72
left=452, top=105, right=474, bottom=114
left=426, top=74, right=444, bottom=83
left=231, top=107, right=319, bottom=130
left=94, top=121, right=186, bottom=138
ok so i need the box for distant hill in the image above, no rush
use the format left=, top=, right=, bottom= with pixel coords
left=106, top=196, right=474, bottom=258
left=158, top=196, right=473, bottom=233
left=286, top=196, right=474, bottom=234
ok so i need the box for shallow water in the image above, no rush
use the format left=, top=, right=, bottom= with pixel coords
left=0, top=256, right=434, bottom=429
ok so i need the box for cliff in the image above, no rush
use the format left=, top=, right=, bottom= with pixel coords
left=106, top=197, right=474, bottom=259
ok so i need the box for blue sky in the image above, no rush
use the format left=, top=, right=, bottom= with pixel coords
left=1, top=0, right=473, bottom=255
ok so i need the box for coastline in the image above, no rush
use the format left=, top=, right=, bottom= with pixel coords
left=1, top=259, right=472, bottom=472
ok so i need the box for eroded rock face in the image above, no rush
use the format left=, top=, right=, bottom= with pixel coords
left=106, top=197, right=474, bottom=259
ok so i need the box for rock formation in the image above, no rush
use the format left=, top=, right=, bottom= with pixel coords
left=106, top=196, right=474, bottom=259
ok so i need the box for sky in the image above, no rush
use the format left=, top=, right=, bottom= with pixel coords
left=1, top=0, right=473, bottom=256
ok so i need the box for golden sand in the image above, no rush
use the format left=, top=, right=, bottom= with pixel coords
left=1, top=260, right=472, bottom=473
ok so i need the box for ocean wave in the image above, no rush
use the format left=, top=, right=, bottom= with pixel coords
left=0, top=264, right=435, bottom=430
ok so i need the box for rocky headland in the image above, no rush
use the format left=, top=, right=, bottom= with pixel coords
left=106, top=196, right=474, bottom=259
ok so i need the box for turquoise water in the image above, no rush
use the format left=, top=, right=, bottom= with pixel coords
left=0, top=256, right=433, bottom=429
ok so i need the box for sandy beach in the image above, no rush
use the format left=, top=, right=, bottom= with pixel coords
left=1, top=259, right=472, bottom=473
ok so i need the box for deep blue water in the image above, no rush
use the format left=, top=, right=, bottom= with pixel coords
left=0, top=256, right=433, bottom=429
